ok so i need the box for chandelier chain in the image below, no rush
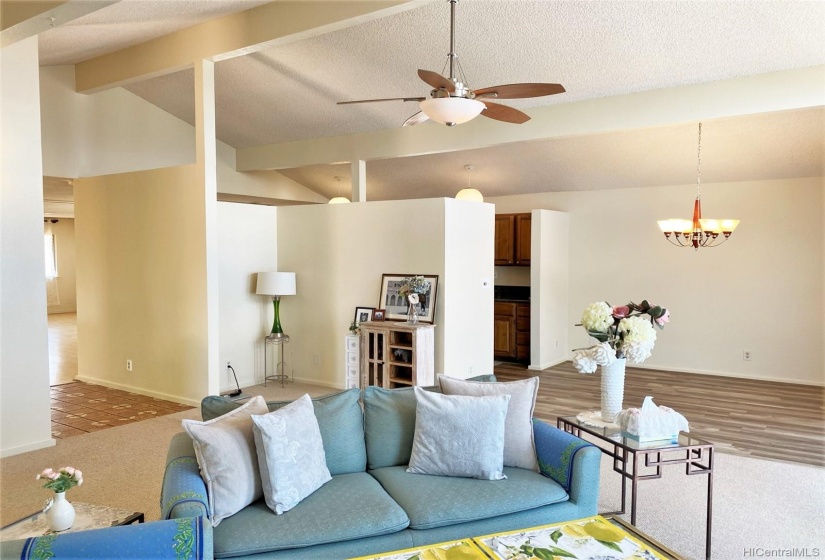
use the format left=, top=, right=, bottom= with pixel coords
left=696, top=122, right=702, bottom=198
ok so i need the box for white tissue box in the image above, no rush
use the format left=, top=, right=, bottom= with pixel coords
left=616, top=396, right=689, bottom=442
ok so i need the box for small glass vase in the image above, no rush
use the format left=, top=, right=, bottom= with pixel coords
left=407, top=303, right=419, bottom=324
left=46, top=491, right=75, bottom=532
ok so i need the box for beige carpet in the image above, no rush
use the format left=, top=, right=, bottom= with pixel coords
left=3, top=381, right=824, bottom=560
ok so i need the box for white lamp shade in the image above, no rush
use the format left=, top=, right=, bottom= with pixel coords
left=419, top=97, right=485, bottom=126
left=256, top=272, right=296, bottom=296
left=328, top=197, right=350, bottom=204
left=455, top=188, right=484, bottom=202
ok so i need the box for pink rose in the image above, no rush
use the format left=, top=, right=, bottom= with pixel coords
left=612, top=305, right=631, bottom=319
left=655, top=309, right=670, bottom=326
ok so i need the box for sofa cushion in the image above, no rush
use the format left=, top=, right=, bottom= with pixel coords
left=181, top=395, right=269, bottom=527
left=439, top=375, right=539, bottom=471
left=252, top=394, right=331, bottom=515
left=369, top=466, right=568, bottom=530
left=212, top=472, right=410, bottom=558
left=407, top=388, right=509, bottom=480
left=202, top=389, right=366, bottom=476
left=364, top=375, right=497, bottom=470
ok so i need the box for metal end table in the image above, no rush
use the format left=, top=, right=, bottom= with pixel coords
left=558, top=415, right=714, bottom=560
left=264, top=334, right=291, bottom=387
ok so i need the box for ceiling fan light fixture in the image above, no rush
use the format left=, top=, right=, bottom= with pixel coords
left=420, top=97, right=484, bottom=126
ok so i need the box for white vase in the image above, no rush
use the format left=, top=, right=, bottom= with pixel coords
left=46, top=492, right=75, bottom=532
left=600, top=358, right=627, bottom=423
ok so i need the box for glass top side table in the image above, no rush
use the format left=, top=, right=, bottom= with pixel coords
left=558, top=415, right=714, bottom=560
left=264, top=334, right=292, bottom=387
left=0, top=502, right=144, bottom=541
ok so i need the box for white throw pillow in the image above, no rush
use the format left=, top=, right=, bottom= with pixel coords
left=182, top=395, right=269, bottom=527
left=407, top=387, right=510, bottom=480
left=251, top=394, right=332, bottom=514
left=439, top=374, right=539, bottom=471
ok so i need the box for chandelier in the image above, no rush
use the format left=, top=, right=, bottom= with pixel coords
left=657, top=123, right=739, bottom=249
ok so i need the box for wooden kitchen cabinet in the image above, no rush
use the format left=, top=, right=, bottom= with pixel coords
left=494, top=213, right=531, bottom=266
left=494, top=301, right=530, bottom=362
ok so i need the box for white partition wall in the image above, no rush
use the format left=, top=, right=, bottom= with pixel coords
left=0, top=36, right=54, bottom=457
left=276, top=198, right=494, bottom=387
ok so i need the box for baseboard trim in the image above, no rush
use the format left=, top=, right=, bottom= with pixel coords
left=75, top=375, right=201, bottom=407
left=528, top=358, right=568, bottom=371
left=627, top=362, right=825, bottom=387
left=1, top=438, right=56, bottom=458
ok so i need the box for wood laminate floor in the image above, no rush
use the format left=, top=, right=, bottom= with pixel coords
left=48, top=312, right=77, bottom=386
left=495, top=361, right=825, bottom=467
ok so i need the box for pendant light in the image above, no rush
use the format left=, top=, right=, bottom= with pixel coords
left=657, top=123, right=740, bottom=249
left=328, top=176, right=350, bottom=204
left=455, top=164, right=483, bottom=202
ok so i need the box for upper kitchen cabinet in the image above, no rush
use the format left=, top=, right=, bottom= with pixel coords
left=495, top=213, right=531, bottom=266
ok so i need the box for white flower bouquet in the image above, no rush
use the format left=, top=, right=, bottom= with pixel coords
left=397, top=276, right=430, bottom=299
left=573, top=300, right=670, bottom=374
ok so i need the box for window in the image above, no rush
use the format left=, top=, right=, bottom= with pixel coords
left=45, top=233, right=58, bottom=278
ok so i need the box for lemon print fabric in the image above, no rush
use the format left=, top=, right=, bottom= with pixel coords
left=583, top=520, right=625, bottom=543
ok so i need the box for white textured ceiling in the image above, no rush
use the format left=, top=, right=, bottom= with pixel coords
left=38, top=0, right=272, bottom=66
left=120, top=0, right=825, bottom=148
left=276, top=108, right=824, bottom=200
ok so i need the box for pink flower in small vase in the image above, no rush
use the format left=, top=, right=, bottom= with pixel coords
left=612, top=305, right=631, bottom=319
left=655, top=309, right=670, bottom=326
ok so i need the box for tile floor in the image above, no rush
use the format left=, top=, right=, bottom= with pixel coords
left=50, top=381, right=192, bottom=439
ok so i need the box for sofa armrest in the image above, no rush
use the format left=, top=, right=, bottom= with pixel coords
left=161, top=432, right=209, bottom=520
left=533, top=419, right=601, bottom=510
left=0, top=516, right=212, bottom=559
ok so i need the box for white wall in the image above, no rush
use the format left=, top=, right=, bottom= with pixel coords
left=217, top=202, right=278, bottom=391
left=0, top=37, right=55, bottom=457
left=39, top=66, right=81, bottom=178
left=74, top=165, right=212, bottom=405
left=276, top=198, right=494, bottom=387
left=490, top=177, right=824, bottom=386
left=47, top=218, right=77, bottom=314
left=442, top=199, right=495, bottom=377
left=529, top=210, right=569, bottom=370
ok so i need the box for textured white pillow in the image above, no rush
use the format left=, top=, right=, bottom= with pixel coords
left=251, top=394, right=332, bottom=514
left=182, top=395, right=269, bottom=527
left=439, top=374, right=539, bottom=471
left=407, top=387, right=510, bottom=480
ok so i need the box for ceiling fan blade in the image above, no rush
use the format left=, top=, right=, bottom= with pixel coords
left=474, top=83, right=565, bottom=99
left=338, top=97, right=425, bottom=105
left=402, top=111, right=430, bottom=127
left=480, top=101, right=531, bottom=124
left=417, top=69, right=455, bottom=93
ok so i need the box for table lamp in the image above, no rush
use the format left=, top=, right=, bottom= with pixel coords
left=255, top=272, right=296, bottom=338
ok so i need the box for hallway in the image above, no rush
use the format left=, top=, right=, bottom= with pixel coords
left=48, top=312, right=77, bottom=386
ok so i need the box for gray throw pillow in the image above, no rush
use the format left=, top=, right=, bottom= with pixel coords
left=251, top=394, right=332, bottom=514
left=181, top=395, right=269, bottom=527
left=407, top=387, right=510, bottom=480
left=439, top=374, right=539, bottom=471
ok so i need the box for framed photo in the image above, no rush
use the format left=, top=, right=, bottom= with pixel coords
left=373, top=309, right=386, bottom=321
left=378, top=274, right=439, bottom=324
left=354, top=307, right=375, bottom=325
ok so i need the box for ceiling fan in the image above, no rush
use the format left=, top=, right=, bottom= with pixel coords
left=337, top=0, right=565, bottom=127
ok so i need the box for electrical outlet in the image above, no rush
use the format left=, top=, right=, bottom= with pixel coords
left=126, top=359, right=133, bottom=372
left=555, top=340, right=559, bottom=348
left=313, top=354, right=321, bottom=365
left=468, top=366, right=473, bottom=376
left=226, top=360, right=231, bottom=370
left=743, top=350, right=752, bottom=361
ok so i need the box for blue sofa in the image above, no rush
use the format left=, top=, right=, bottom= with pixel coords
left=2, top=383, right=600, bottom=559
left=165, top=385, right=601, bottom=559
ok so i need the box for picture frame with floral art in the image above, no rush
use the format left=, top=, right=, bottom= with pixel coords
left=378, top=274, right=438, bottom=323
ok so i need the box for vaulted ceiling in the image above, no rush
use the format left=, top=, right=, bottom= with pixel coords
left=31, top=0, right=825, bottom=201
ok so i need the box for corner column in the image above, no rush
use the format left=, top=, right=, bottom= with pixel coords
left=351, top=160, right=367, bottom=202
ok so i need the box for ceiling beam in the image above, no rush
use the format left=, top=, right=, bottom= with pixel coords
left=1, top=0, right=119, bottom=47
left=236, top=65, right=825, bottom=172
left=74, top=0, right=430, bottom=93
